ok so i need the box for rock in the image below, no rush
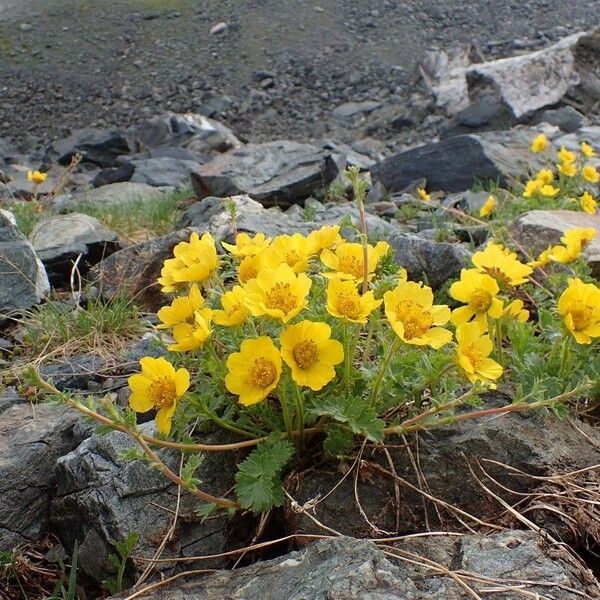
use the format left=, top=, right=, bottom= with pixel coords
left=0, top=210, right=49, bottom=317
left=371, top=130, right=547, bottom=193
left=288, top=394, right=600, bottom=546
left=53, top=182, right=167, bottom=212
left=180, top=195, right=469, bottom=288
left=509, top=210, right=600, bottom=278
left=191, top=141, right=338, bottom=207
left=51, top=425, right=238, bottom=582
left=129, top=157, right=202, bottom=188
left=89, top=228, right=202, bottom=311
left=0, top=396, right=79, bottom=550
left=331, top=100, right=383, bottom=119
left=534, top=106, right=585, bottom=133
left=209, top=21, right=228, bottom=35
left=39, top=353, right=108, bottom=391
left=44, top=128, right=135, bottom=168
left=110, top=533, right=599, bottom=599
left=30, top=213, right=121, bottom=287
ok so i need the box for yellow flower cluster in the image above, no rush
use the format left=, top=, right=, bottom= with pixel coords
left=528, top=227, right=596, bottom=267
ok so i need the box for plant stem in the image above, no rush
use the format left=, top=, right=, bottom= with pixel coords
left=369, top=337, right=401, bottom=405
left=343, top=323, right=352, bottom=391
left=559, top=335, right=571, bottom=379
left=494, top=318, right=504, bottom=364
left=199, top=403, right=265, bottom=439
left=293, top=384, right=306, bottom=450
left=279, top=382, right=294, bottom=441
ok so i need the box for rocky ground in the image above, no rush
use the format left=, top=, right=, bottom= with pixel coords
left=2, top=4, right=600, bottom=600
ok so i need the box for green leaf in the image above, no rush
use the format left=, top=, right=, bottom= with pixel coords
left=234, top=439, right=294, bottom=513
left=323, top=424, right=355, bottom=458
left=309, top=395, right=385, bottom=442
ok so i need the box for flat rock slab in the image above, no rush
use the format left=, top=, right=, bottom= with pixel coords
left=30, top=213, right=121, bottom=286
left=51, top=425, right=239, bottom=582
left=191, top=141, right=338, bottom=207
left=129, top=157, right=202, bottom=188
left=0, top=394, right=79, bottom=550
left=53, top=182, right=167, bottom=211
left=509, top=209, right=600, bottom=278
left=110, top=533, right=598, bottom=599
left=371, top=130, right=546, bottom=193
left=0, top=209, right=49, bottom=316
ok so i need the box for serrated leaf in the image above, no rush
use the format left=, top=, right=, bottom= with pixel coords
left=234, top=439, right=294, bottom=513
left=323, top=424, right=355, bottom=458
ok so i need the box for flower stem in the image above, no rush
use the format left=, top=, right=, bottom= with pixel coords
left=343, top=323, right=352, bottom=391
left=559, top=335, right=571, bottom=379
left=369, top=337, right=402, bottom=406
left=279, top=382, right=294, bottom=441
left=494, top=318, right=504, bottom=364
left=293, top=384, right=306, bottom=450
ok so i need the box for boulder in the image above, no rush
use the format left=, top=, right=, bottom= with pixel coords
left=287, top=394, right=600, bottom=546
left=509, top=210, right=600, bottom=278
left=53, top=182, right=167, bottom=212
left=0, top=392, right=79, bottom=550
left=30, top=213, right=121, bottom=287
left=51, top=425, right=239, bottom=582
left=331, top=100, right=383, bottom=120
left=371, top=130, right=546, bottom=193
left=534, top=106, right=586, bottom=133
left=110, top=533, right=598, bottom=599
left=191, top=141, right=339, bottom=207
left=0, top=210, right=49, bottom=317
left=129, top=157, right=202, bottom=188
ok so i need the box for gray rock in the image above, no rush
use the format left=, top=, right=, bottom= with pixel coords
left=442, top=190, right=492, bottom=213
left=371, top=130, right=547, bottom=193
left=553, top=126, right=600, bottom=152
left=332, top=100, right=383, bottom=119
left=30, top=213, right=121, bottom=287
left=109, top=533, right=598, bottom=599
left=53, top=182, right=167, bottom=212
left=535, top=106, right=585, bottom=133
left=0, top=210, right=49, bottom=317
left=191, top=141, right=338, bottom=207
left=289, top=394, right=600, bottom=545
left=0, top=397, right=79, bottom=550
left=128, top=157, right=201, bottom=188
left=39, top=353, right=108, bottom=391
left=51, top=425, right=238, bottom=582
left=509, top=210, right=600, bottom=278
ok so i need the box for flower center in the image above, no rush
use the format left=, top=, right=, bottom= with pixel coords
left=568, top=302, right=593, bottom=331
left=292, top=339, right=319, bottom=369
left=249, top=357, right=277, bottom=388
left=284, top=250, right=301, bottom=267
left=482, top=267, right=511, bottom=288
left=337, top=255, right=364, bottom=278
left=468, top=290, right=492, bottom=314
left=462, top=343, right=483, bottom=369
left=265, top=282, right=297, bottom=315
left=393, top=300, right=433, bottom=339
left=149, top=377, right=176, bottom=408
left=336, top=291, right=362, bottom=320
left=239, top=264, right=258, bottom=283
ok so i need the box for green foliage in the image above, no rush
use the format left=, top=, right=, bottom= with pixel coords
left=49, top=540, right=79, bottom=600
left=182, top=453, right=205, bottom=491
left=102, top=532, right=139, bottom=595
left=324, top=424, right=355, bottom=458
left=235, top=438, right=295, bottom=513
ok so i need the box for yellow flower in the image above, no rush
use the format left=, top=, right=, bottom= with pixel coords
left=549, top=227, right=597, bottom=264
left=221, top=232, right=271, bottom=257
left=558, top=161, right=577, bottom=177
left=225, top=337, right=282, bottom=405
left=384, top=281, right=452, bottom=348
left=171, top=233, right=220, bottom=285
left=27, top=170, right=48, bottom=184
left=449, top=269, right=504, bottom=332
left=280, top=320, right=344, bottom=390
left=540, top=184, right=560, bottom=197
left=417, top=188, right=431, bottom=202
left=536, top=169, right=554, bottom=185
left=243, top=263, right=311, bottom=323
left=558, top=147, right=576, bottom=164
left=530, top=134, right=547, bottom=153
left=582, top=165, right=600, bottom=183
left=128, top=357, right=190, bottom=436
left=522, top=179, right=540, bottom=198
left=472, top=242, right=532, bottom=287
left=455, top=322, right=503, bottom=386
left=527, top=246, right=552, bottom=269
left=306, top=225, right=343, bottom=255
left=503, top=299, right=529, bottom=322
left=168, top=308, right=213, bottom=352
left=321, top=241, right=390, bottom=282
left=158, top=258, right=187, bottom=294
left=581, top=141, right=596, bottom=158
left=581, top=191, right=597, bottom=215
left=479, top=195, right=496, bottom=218
left=263, top=233, right=310, bottom=273
left=326, top=278, right=382, bottom=324
left=557, top=278, right=600, bottom=344
left=157, top=285, right=204, bottom=329
left=238, top=254, right=264, bottom=284
left=213, top=286, right=250, bottom=326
